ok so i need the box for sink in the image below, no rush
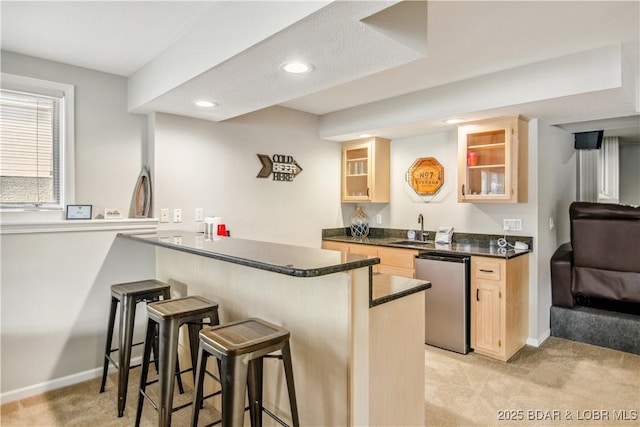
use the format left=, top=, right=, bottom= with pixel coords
left=390, top=240, right=434, bottom=246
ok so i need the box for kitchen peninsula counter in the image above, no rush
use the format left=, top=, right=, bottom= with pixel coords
left=119, top=230, right=379, bottom=277
left=118, top=230, right=427, bottom=426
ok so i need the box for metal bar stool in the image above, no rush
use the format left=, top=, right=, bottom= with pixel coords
left=191, top=318, right=300, bottom=427
left=135, top=295, right=220, bottom=427
left=100, top=279, right=179, bottom=417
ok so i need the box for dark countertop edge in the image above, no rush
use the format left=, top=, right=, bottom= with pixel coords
left=323, top=235, right=531, bottom=260
left=370, top=279, right=431, bottom=308
left=118, top=232, right=379, bottom=278
left=370, top=283, right=430, bottom=307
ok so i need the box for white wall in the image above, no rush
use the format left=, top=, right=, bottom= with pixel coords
left=535, top=120, right=576, bottom=343
left=0, top=230, right=156, bottom=400
left=0, top=53, right=157, bottom=402
left=1, top=51, right=147, bottom=217
left=152, top=109, right=343, bottom=247
left=619, top=143, right=640, bottom=205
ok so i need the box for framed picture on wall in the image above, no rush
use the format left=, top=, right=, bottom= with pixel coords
left=66, top=204, right=92, bottom=220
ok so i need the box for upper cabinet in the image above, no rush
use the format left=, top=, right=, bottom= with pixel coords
left=342, top=137, right=390, bottom=203
left=457, top=116, right=529, bottom=203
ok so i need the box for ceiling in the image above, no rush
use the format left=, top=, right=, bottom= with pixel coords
left=2, top=1, right=639, bottom=143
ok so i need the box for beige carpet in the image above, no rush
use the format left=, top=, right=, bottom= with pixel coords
left=425, top=337, right=640, bottom=427
left=1, top=337, right=639, bottom=426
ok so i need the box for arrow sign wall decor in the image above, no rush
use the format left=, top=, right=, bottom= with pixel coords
left=257, top=154, right=303, bottom=181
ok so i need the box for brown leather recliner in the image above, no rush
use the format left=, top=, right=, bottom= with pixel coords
left=550, top=202, right=640, bottom=309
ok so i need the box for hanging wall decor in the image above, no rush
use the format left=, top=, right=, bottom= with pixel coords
left=405, top=157, right=444, bottom=195
left=256, top=154, right=303, bottom=182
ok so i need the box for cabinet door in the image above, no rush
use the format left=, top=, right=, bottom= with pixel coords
left=348, top=243, right=379, bottom=273
left=378, top=247, right=417, bottom=278
left=457, top=116, right=528, bottom=203
left=377, top=264, right=414, bottom=278
left=342, top=141, right=372, bottom=202
left=341, top=137, right=390, bottom=203
left=473, top=280, right=502, bottom=355
left=322, top=241, right=350, bottom=254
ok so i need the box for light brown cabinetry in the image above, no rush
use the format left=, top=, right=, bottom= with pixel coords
left=342, top=137, right=390, bottom=203
left=470, top=254, right=529, bottom=361
left=457, top=116, right=528, bottom=203
left=376, top=246, right=417, bottom=278
left=321, top=241, right=418, bottom=278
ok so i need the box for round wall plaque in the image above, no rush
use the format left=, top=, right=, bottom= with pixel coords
left=408, top=157, right=444, bottom=195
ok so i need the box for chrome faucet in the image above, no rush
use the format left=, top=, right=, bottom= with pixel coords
left=417, top=213, right=425, bottom=241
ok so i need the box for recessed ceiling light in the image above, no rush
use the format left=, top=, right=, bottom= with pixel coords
left=280, top=61, right=313, bottom=74
left=445, top=118, right=464, bottom=124
left=194, top=100, right=217, bottom=108
left=358, top=133, right=373, bottom=138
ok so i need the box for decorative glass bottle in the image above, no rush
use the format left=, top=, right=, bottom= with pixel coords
left=350, top=206, right=370, bottom=237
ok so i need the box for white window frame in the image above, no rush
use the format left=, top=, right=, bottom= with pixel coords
left=1, top=73, right=75, bottom=220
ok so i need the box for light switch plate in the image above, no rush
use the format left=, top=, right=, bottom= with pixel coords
left=160, top=209, right=169, bottom=223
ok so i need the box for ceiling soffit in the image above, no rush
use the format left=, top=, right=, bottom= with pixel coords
left=129, top=1, right=430, bottom=122
left=318, top=44, right=636, bottom=141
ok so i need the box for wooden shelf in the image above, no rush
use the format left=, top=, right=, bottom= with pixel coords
left=467, top=143, right=506, bottom=150
left=468, top=164, right=506, bottom=169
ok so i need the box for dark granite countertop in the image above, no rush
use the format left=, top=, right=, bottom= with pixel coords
left=119, top=230, right=378, bottom=278
left=323, top=232, right=531, bottom=259
left=371, top=274, right=431, bottom=307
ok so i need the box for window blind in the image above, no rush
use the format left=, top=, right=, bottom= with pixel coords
left=0, top=88, right=63, bottom=208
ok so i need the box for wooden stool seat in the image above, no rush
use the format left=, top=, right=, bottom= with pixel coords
left=99, top=279, right=173, bottom=417
left=191, top=318, right=300, bottom=427
left=135, top=295, right=220, bottom=427
left=200, top=317, right=290, bottom=356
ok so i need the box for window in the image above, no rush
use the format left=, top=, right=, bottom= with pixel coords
left=0, top=73, right=74, bottom=211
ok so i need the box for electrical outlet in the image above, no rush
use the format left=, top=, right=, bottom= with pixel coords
left=173, top=208, right=182, bottom=223
left=195, top=208, right=203, bottom=222
left=549, top=217, right=555, bottom=230
left=160, top=209, right=169, bottom=223
left=375, top=214, right=382, bottom=225
left=503, top=218, right=522, bottom=231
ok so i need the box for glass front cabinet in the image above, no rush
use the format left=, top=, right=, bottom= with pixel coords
left=342, top=137, right=390, bottom=203
left=457, top=116, right=528, bottom=203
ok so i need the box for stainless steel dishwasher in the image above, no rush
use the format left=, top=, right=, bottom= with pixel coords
left=415, top=253, right=470, bottom=354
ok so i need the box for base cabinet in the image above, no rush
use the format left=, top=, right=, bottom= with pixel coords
left=321, top=241, right=417, bottom=278
left=471, top=254, right=529, bottom=361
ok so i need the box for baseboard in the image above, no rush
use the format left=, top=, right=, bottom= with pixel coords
left=526, top=328, right=551, bottom=347
left=0, top=356, right=142, bottom=405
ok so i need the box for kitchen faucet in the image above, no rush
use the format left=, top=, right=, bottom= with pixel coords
left=417, top=213, right=425, bottom=241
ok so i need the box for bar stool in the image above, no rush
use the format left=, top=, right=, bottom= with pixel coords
left=191, top=318, right=300, bottom=427
left=135, top=295, right=220, bottom=427
left=99, top=279, right=176, bottom=417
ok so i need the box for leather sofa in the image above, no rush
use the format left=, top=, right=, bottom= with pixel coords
left=550, top=202, right=640, bottom=311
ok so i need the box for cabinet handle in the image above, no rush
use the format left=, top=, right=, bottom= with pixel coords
left=476, top=289, right=479, bottom=301
left=367, top=188, right=370, bottom=197
left=462, top=184, right=465, bottom=196
left=479, top=269, right=494, bottom=273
